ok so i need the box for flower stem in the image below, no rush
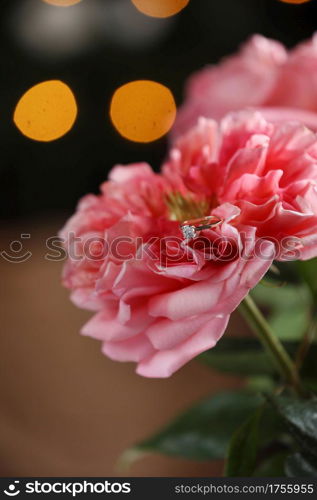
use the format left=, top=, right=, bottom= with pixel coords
left=240, top=295, right=303, bottom=396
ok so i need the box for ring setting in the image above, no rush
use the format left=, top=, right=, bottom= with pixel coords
left=180, top=216, right=222, bottom=241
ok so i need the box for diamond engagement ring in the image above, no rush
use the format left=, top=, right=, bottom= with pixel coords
left=180, top=216, right=222, bottom=240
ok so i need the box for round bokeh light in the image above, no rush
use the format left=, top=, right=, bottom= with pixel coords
left=14, top=80, right=78, bottom=142
left=131, top=0, right=190, bottom=18
left=279, top=0, right=311, bottom=4
left=42, top=0, right=82, bottom=6
left=110, top=80, right=177, bottom=143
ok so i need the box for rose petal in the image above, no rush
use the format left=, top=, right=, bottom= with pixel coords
left=137, top=314, right=229, bottom=378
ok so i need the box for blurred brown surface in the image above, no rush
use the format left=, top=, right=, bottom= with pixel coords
left=0, top=218, right=243, bottom=477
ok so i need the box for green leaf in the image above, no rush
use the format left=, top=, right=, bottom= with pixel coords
left=123, top=390, right=262, bottom=464
left=251, top=284, right=310, bottom=341
left=269, top=262, right=302, bottom=285
left=252, top=283, right=308, bottom=310
left=246, top=376, right=276, bottom=393
left=199, top=338, right=274, bottom=376
left=254, top=452, right=289, bottom=477
left=225, top=407, right=262, bottom=476
left=268, top=395, right=317, bottom=459
left=226, top=402, right=287, bottom=477
left=285, top=453, right=317, bottom=477
left=270, top=309, right=310, bottom=342
left=296, top=258, right=317, bottom=303
left=199, top=337, right=317, bottom=378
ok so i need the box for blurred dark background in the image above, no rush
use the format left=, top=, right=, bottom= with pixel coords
left=1, top=0, right=317, bottom=477
left=1, top=0, right=317, bottom=222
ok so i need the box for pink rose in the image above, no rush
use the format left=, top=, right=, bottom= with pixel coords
left=60, top=163, right=169, bottom=311
left=268, top=34, right=317, bottom=112
left=61, top=111, right=317, bottom=378
left=173, top=34, right=317, bottom=138
left=166, top=111, right=317, bottom=260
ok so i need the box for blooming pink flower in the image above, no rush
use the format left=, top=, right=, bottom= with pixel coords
left=166, top=111, right=317, bottom=260
left=60, top=163, right=169, bottom=311
left=173, top=34, right=317, bottom=138
left=61, top=111, right=317, bottom=378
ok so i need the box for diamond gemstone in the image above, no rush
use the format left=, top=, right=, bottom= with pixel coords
left=181, top=225, right=196, bottom=240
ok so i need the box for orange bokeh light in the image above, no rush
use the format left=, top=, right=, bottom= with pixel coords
left=131, top=0, right=190, bottom=18
left=42, top=0, right=82, bottom=6
left=110, top=80, right=177, bottom=143
left=14, top=80, right=78, bottom=142
left=279, top=0, right=311, bottom=4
